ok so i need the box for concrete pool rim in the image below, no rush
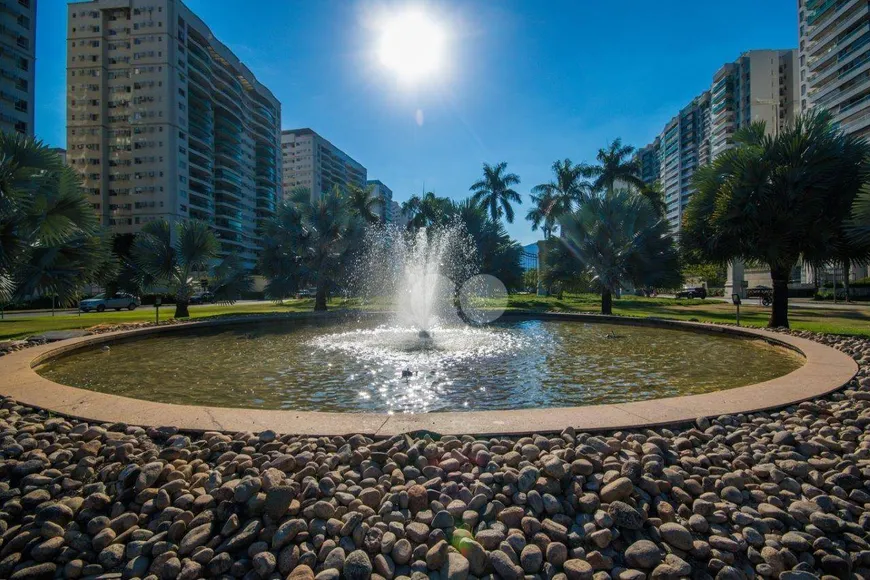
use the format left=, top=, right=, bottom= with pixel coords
left=0, top=311, right=857, bottom=437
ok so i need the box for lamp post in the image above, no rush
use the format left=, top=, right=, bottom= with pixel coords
left=732, top=293, right=742, bottom=326
left=155, top=297, right=161, bottom=325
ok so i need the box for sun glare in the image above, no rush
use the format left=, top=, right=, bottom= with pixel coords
left=378, top=9, right=446, bottom=84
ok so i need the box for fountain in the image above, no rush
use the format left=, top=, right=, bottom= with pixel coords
left=35, top=223, right=807, bottom=415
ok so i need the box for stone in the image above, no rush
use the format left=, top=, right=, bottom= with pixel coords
left=344, top=550, right=373, bottom=580
left=600, top=477, right=634, bottom=503
left=625, top=540, right=662, bottom=569
left=563, top=559, right=594, bottom=580
left=658, top=522, right=693, bottom=551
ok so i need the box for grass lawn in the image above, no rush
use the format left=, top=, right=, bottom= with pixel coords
left=2, top=294, right=869, bottom=340
left=0, top=300, right=339, bottom=341
left=507, top=293, right=870, bottom=337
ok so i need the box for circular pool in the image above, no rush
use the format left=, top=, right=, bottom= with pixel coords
left=36, top=315, right=804, bottom=414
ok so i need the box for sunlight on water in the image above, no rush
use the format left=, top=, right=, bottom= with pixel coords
left=37, top=318, right=803, bottom=414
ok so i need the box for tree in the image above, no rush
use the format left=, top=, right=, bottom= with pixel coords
left=0, top=134, right=113, bottom=306
left=452, top=199, right=524, bottom=291
left=348, top=183, right=380, bottom=224
left=260, top=185, right=365, bottom=311
left=528, top=159, right=589, bottom=237
left=470, top=161, right=522, bottom=223
left=402, top=192, right=453, bottom=230
left=526, top=190, right=557, bottom=239
left=586, top=138, right=645, bottom=193
left=558, top=189, right=680, bottom=314
left=682, top=111, right=869, bottom=327
left=131, top=219, right=218, bottom=318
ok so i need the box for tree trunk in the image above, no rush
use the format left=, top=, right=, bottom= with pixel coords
left=768, top=265, right=790, bottom=328
left=174, top=301, right=190, bottom=318
left=314, top=284, right=328, bottom=311
left=601, top=289, right=613, bottom=315
left=843, top=260, right=851, bottom=303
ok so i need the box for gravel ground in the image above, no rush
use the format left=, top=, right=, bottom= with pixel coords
left=0, top=329, right=869, bottom=580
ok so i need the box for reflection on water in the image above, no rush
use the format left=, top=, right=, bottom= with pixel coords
left=37, top=318, right=803, bottom=413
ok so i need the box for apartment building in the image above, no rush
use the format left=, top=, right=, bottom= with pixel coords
left=390, top=200, right=407, bottom=229
left=67, top=0, right=282, bottom=270
left=710, top=50, right=800, bottom=157
left=281, top=128, right=367, bottom=201
left=367, top=179, right=393, bottom=223
left=0, top=0, right=36, bottom=135
left=637, top=50, right=799, bottom=234
left=799, top=0, right=870, bottom=139
left=636, top=138, right=660, bottom=186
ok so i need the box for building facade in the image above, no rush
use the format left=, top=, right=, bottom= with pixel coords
left=636, top=49, right=801, bottom=293
left=710, top=50, right=800, bottom=157
left=390, top=200, right=407, bottom=230
left=366, top=179, right=393, bottom=223
left=636, top=138, right=660, bottom=186
left=638, top=50, right=799, bottom=234
left=67, top=0, right=282, bottom=270
left=799, top=0, right=870, bottom=139
left=0, top=0, right=36, bottom=135
left=281, top=128, right=366, bottom=201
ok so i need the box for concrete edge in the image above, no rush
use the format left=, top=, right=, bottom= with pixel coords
left=0, top=312, right=857, bottom=437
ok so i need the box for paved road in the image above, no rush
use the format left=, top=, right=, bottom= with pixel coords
left=0, top=299, right=270, bottom=320
left=660, top=295, right=870, bottom=310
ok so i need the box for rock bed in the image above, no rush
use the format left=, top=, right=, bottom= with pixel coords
left=0, top=331, right=869, bottom=580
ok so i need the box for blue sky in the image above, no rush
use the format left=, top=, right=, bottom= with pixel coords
left=37, top=0, right=797, bottom=244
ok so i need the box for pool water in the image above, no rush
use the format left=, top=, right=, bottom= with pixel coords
left=37, top=317, right=804, bottom=413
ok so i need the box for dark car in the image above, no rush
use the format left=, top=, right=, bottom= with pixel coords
left=189, top=291, right=215, bottom=304
left=747, top=285, right=773, bottom=306
left=675, top=287, right=707, bottom=299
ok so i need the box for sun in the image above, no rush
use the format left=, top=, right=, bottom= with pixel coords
left=378, top=8, right=446, bottom=84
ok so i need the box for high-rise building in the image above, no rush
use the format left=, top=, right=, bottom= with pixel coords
left=66, top=0, right=282, bottom=270
left=367, top=179, right=393, bottom=223
left=637, top=50, right=799, bottom=233
left=658, top=91, right=712, bottom=231
left=636, top=138, right=660, bottom=186
left=710, top=50, right=800, bottom=157
left=799, top=0, right=870, bottom=139
left=0, top=0, right=36, bottom=135
left=391, top=200, right=407, bottom=229
left=281, top=128, right=366, bottom=201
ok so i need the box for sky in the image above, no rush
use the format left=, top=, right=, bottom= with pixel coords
left=37, top=0, right=798, bottom=245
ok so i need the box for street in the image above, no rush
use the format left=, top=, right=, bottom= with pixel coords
left=0, top=299, right=270, bottom=320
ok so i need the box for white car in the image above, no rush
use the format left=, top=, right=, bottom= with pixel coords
left=79, top=292, right=141, bottom=312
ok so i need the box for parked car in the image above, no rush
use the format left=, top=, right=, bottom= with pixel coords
left=190, top=291, right=215, bottom=304
left=675, top=287, right=707, bottom=299
left=747, top=285, right=773, bottom=306
left=79, top=292, right=140, bottom=312
left=296, top=288, right=316, bottom=298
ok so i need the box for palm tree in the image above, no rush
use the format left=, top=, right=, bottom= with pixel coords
left=453, top=198, right=524, bottom=290
left=131, top=219, right=218, bottom=318
left=0, top=134, right=113, bottom=306
left=683, top=111, right=870, bottom=328
left=469, top=162, right=522, bottom=223
left=587, top=138, right=645, bottom=193
left=260, top=185, right=364, bottom=311
left=402, top=192, right=452, bottom=230
left=526, top=190, right=557, bottom=239
left=558, top=189, right=680, bottom=314
left=528, top=158, right=590, bottom=237
left=348, top=183, right=381, bottom=224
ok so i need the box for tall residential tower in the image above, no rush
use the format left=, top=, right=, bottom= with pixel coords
left=67, top=0, right=282, bottom=269
left=0, top=0, right=36, bottom=135
left=799, top=0, right=870, bottom=139
left=281, top=128, right=367, bottom=201
left=637, top=49, right=799, bottom=233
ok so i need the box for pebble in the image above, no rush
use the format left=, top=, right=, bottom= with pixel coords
left=0, top=329, right=866, bottom=580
